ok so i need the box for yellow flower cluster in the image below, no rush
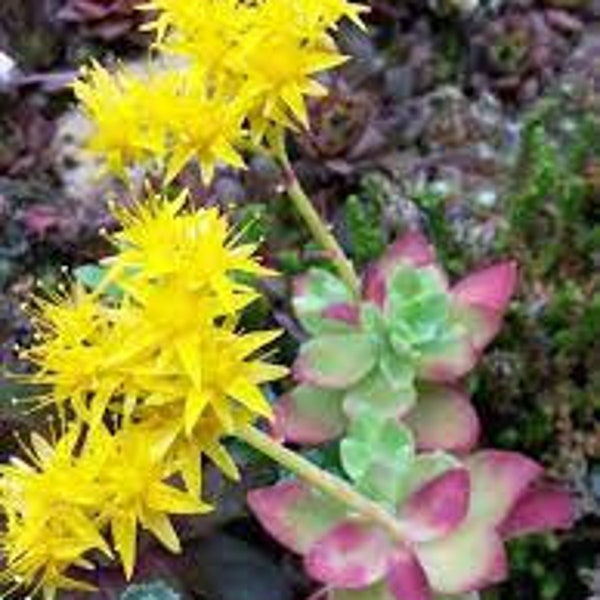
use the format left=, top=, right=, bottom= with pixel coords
left=1, top=192, right=287, bottom=598
left=74, top=0, right=367, bottom=182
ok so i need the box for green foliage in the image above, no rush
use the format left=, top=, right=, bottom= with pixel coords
left=407, top=182, right=467, bottom=275
left=507, top=98, right=600, bottom=277
left=344, top=175, right=387, bottom=266
left=293, top=268, right=354, bottom=336
left=341, top=416, right=414, bottom=504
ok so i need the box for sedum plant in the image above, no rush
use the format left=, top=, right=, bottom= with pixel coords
left=120, top=581, right=181, bottom=600
left=0, top=1, right=574, bottom=600
left=280, top=231, right=517, bottom=452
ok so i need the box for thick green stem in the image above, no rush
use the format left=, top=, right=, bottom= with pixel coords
left=273, top=133, right=360, bottom=297
left=237, top=424, right=407, bottom=543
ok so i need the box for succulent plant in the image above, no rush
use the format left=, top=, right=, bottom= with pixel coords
left=469, top=7, right=583, bottom=103
left=120, top=581, right=180, bottom=600
left=275, top=230, right=516, bottom=453
left=249, top=428, right=574, bottom=600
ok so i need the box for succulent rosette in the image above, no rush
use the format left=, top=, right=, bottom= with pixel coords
left=276, top=230, right=517, bottom=452
left=249, top=423, right=574, bottom=600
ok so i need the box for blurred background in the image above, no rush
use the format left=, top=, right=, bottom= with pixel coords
left=1, top=0, right=600, bottom=598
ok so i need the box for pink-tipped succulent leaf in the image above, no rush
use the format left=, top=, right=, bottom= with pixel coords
left=363, top=231, right=438, bottom=307
left=403, top=386, right=480, bottom=453
left=293, top=333, right=378, bottom=389
left=247, top=481, right=346, bottom=554
left=248, top=447, right=573, bottom=600
left=306, top=522, right=394, bottom=589
left=451, top=262, right=518, bottom=352
left=273, top=385, right=347, bottom=445
left=499, top=483, right=575, bottom=539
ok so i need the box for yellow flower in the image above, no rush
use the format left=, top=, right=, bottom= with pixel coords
left=117, top=314, right=287, bottom=436
left=80, top=425, right=209, bottom=579
left=22, top=286, right=125, bottom=423
left=138, top=406, right=244, bottom=497
left=143, top=0, right=256, bottom=77
left=106, top=191, right=272, bottom=313
left=242, top=28, right=346, bottom=130
left=0, top=428, right=110, bottom=600
left=22, top=194, right=281, bottom=433
left=258, top=0, right=368, bottom=41
left=74, top=62, right=247, bottom=183
left=73, top=62, right=162, bottom=175
left=161, top=73, right=248, bottom=183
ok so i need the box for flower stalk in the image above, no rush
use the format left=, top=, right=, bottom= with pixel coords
left=236, top=424, right=407, bottom=543
left=273, top=132, right=361, bottom=297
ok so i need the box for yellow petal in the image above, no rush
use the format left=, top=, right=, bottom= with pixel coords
left=185, top=389, right=210, bottom=436
left=112, top=513, right=138, bottom=580
left=226, top=379, right=272, bottom=417
left=147, top=482, right=210, bottom=515
left=204, top=443, right=240, bottom=481
left=141, top=511, right=181, bottom=553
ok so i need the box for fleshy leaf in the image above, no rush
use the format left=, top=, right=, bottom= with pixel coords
left=465, top=451, right=543, bottom=529
left=294, top=333, right=378, bottom=389
left=451, top=262, right=517, bottom=352
left=294, top=269, right=355, bottom=335
left=364, top=231, right=437, bottom=307
left=247, top=481, right=347, bottom=554
left=273, top=385, right=346, bottom=445
left=329, top=582, right=396, bottom=600
left=435, top=594, right=480, bottom=600
left=305, top=521, right=393, bottom=588
left=386, top=545, right=432, bottom=600
left=403, top=386, right=480, bottom=453
left=416, top=335, right=477, bottom=383
left=415, top=523, right=507, bottom=594
left=398, top=469, right=470, bottom=543
left=452, top=262, right=517, bottom=312
left=75, top=264, right=123, bottom=298
left=323, top=303, right=361, bottom=326
left=451, top=303, right=502, bottom=355
left=397, top=452, right=462, bottom=506
left=341, top=416, right=415, bottom=505
left=499, top=484, right=575, bottom=539
left=343, top=367, right=416, bottom=422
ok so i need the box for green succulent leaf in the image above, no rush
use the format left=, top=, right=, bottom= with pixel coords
left=120, top=581, right=181, bottom=600
left=341, top=415, right=415, bottom=505
left=293, top=268, right=354, bottom=335
left=277, top=385, right=346, bottom=445
left=396, top=451, right=462, bottom=506
left=74, top=264, right=123, bottom=299
left=295, top=333, right=379, bottom=389
left=329, top=582, right=395, bottom=600
left=343, top=366, right=416, bottom=422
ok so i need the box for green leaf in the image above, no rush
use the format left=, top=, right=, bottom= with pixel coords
left=295, top=333, right=378, bottom=390
left=385, top=265, right=455, bottom=352
left=330, top=582, right=395, bottom=600
left=74, top=264, right=123, bottom=299
left=248, top=480, right=348, bottom=554
left=343, top=366, right=416, bottom=421
left=277, top=385, right=346, bottom=445
left=120, top=581, right=181, bottom=600
left=396, top=451, right=461, bottom=506
left=293, top=268, right=354, bottom=335
left=341, top=416, right=415, bottom=505
left=379, top=342, right=415, bottom=389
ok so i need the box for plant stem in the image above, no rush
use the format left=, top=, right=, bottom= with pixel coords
left=237, top=424, right=407, bottom=543
left=273, top=133, right=360, bottom=297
